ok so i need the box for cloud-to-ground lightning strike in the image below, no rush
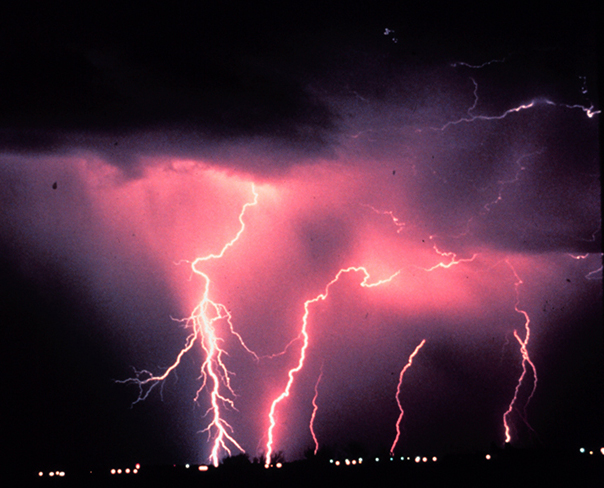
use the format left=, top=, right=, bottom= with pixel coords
left=502, top=261, right=537, bottom=444
left=3, top=4, right=600, bottom=475
left=264, top=266, right=401, bottom=465
left=309, top=368, right=324, bottom=455
left=372, top=197, right=545, bottom=450
left=120, top=185, right=259, bottom=467
left=390, top=339, right=426, bottom=455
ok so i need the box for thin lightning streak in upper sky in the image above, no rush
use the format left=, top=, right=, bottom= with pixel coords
left=545, top=100, right=601, bottom=118
left=429, top=77, right=599, bottom=132
left=264, top=266, right=400, bottom=465
left=429, top=77, right=537, bottom=132
left=390, top=339, right=426, bottom=455
left=450, top=57, right=508, bottom=69
left=451, top=61, right=600, bottom=117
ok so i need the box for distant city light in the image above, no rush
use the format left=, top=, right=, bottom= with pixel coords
left=136, top=463, right=141, bottom=469
left=32, top=443, right=604, bottom=482
left=375, top=457, right=380, bottom=462
left=38, top=471, right=65, bottom=477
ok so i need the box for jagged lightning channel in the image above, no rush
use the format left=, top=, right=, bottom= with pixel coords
left=502, top=261, right=537, bottom=444
left=309, top=367, right=324, bottom=455
left=390, top=339, right=427, bottom=455
left=429, top=77, right=599, bottom=132
left=264, top=266, right=400, bottom=465
left=120, top=184, right=259, bottom=467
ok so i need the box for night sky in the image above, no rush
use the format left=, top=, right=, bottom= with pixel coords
left=2, top=1, right=601, bottom=471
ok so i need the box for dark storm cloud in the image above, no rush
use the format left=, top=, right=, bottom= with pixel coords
left=0, top=2, right=340, bottom=162
left=1, top=2, right=596, bottom=172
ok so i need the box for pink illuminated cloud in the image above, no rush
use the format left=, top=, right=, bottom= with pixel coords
left=1, top=3, right=600, bottom=468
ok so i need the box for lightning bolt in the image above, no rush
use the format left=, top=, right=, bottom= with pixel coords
left=502, top=261, right=537, bottom=444
left=390, top=339, right=426, bottom=455
left=309, top=367, right=324, bottom=455
left=568, top=253, right=604, bottom=280
left=545, top=100, right=601, bottom=119
left=370, top=204, right=541, bottom=448
left=482, top=151, right=541, bottom=214
left=428, top=78, right=538, bottom=132
left=585, top=265, right=603, bottom=281
left=120, top=184, right=259, bottom=467
left=449, top=54, right=599, bottom=119
left=264, top=266, right=400, bottom=465
left=419, top=242, right=477, bottom=272
left=568, top=253, right=590, bottom=260
left=429, top=77, right=599, bottom=132
left=450, top=56, right=508, bottom=69
left=362, top=204, right=406, bottom=232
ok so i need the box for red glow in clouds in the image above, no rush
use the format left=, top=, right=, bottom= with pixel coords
left=1, top=5, right=600, bottom=471
left=96, top=155, right=600, bottom=464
